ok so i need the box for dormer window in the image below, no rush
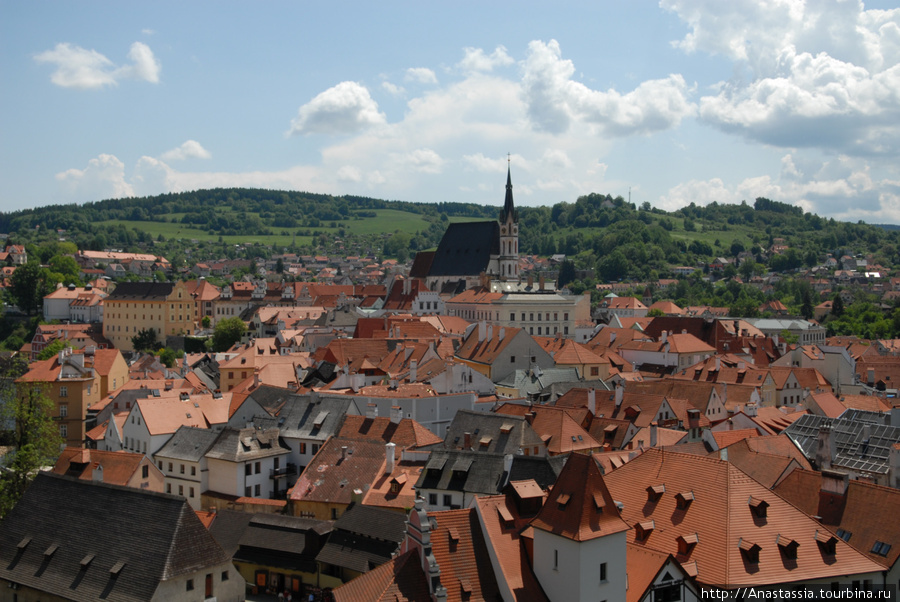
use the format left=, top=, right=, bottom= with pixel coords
left=677, top=533, right=699, bottom=555
left=592, top=491, right=606, bottom=512
left=836, top=529, right=852, bottom=542
left=556, top=493, right=571, bottom=509
left=872, top=541, right=892, bottom=557
left=815, top=530, right=837, bottom=555
left=675, top=491, right=694, bottom=510
left=647, top=484, right=665, bottom=503
left=739, top=539, right=761, bottom=563
left=635, top=520, right=655, bottom=541
left=748, top=496, right=769, bottom=518
left=777, top=535, right=799, bottom=560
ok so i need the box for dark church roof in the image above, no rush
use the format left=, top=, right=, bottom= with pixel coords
left=500, top=165, right=517, bottom=224
left=427, top=221, right=500, bottom=277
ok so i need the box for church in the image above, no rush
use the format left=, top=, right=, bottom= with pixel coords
left=410, top=166, right=521, bottom=293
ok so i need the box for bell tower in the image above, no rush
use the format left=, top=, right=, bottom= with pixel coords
left=498, top=157, right=519, bottom=282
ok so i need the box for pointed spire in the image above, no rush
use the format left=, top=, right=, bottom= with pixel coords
left=501, top=158, right=517, bottom=224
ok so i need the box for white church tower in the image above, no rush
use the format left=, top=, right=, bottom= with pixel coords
left=497, top=161, right=519, bottom=282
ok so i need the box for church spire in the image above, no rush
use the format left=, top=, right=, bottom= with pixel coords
left=501, top=157, right=517, bottom=225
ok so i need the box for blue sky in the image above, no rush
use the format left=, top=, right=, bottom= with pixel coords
left=3, top=1, right=900, bottom=223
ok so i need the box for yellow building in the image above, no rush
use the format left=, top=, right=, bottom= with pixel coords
left=103, top=281, right=195, bottom=350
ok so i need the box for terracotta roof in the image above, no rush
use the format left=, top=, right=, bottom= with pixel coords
left=332, top=548, right=430, bottom=602
left=712, top=428, right=759, bottom=449
left=338, top=415, right=443, bottom=449
left=530, top=452, right=629, bottom=542
left=603, top=448, right=884, bottom=587
left=51, top=447, right=149, bottom=487
left=773, top=469, right=900, bottom=570
left=289, top=437, right=387, bottom=506
left=427, top=508, right=503, bottom=601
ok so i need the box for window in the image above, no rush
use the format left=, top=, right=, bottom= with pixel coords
left=510, top=356, right=516, bottom=363
left=59, top=404, right=68, bottom=418
left=142, top=465, right=149, bottom=479
left=186, top=579, right=194, bottom=591
left=189, top=487, right=195, bottom=498
left=60, top=424, right=68, bottom=438
left=274, top=457, right=280, bottom=470
left=59, top=386, right=68, bottom=398
left=245, top=464, right=252, bottom=476
left=167, top=483, right=172, bottom=493
left=299, top=442, right=307, bottom=454
left=180, top=464, right=185, bottom=474
left=872, top=541, right=892, bottom=556
left=600, top=562, right=607, bottom=583
left=254, top=461, right=261, bottom=474
left=312, top=444, right=320, bottom=454
left=429, top=493, right=438, bottom=506
left=254, top=484, right=261, bottom=496
left=178, top=485, right=183, bottom=496
left=443, top=494, right=452, bottom=507
left=222, top=570, right=229, bottom=581
left=191, top=466, right=196, bottom=476
left=245, top=486, right=251, bottom=497
left=169, top=462, right=173, bottom=473
left=158, top=461, right=163, bottom=469
left=553, top=549, right=559, bottom=570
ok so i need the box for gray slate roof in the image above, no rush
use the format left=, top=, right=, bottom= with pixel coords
left=784, top=414, right=900, bottom=475
left=315, top=503, right=407, bottom=573
left=415, top=450, right=565, bottom=495
left=154, top=425, right=220, bottom=462
left=105, top=281, right=175, bottom=301
left=427, top=221, right=500, bottom=277
left=205, top=426, right=291, bottom=462
left=432, top=409, right=545, bottom=456
left=253, top=394, right=355, bottom=442
left=0, top=472, right=229, bottom=601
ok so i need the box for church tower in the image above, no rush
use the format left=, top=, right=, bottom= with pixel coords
left=497, top=162, right=519, bottom=281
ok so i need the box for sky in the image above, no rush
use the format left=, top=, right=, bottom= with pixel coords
left=3, top=1, right=900, bottom=223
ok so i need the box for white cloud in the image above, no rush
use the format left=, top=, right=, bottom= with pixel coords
left=390, top=149, right=444, bottom=174
left=405, top=67, right=438, bottom=84
left=287, top=81, right=386, bottom=136
left=34, top=41, right=161, bottom=89
left=381, top=81, right=405, bottom=96
left=160, top=140, right=211, bottom=162
left=521, top=40, right=695, bottom=136
left=56, top=154, right=134, bottom=200
left=458, top=46, right=514, bottom=73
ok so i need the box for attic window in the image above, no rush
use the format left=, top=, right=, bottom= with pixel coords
left=44, top=543, right=59, bottom=557
left=647, top=484, right=665, bottom=502
left=836, top=529, right=852, bottom=542
left=556, top=493, right=571, bottom=508
left=80, top=553, right=95, bottom=568
left=872, top=541, right=892, bottom=557
left=500, top=423, right=514, bottom=434
left=777, top=535, right=799, bottom=560
left=635, top=520, right=655, bottom=541
left=748, top=496, right=769, bottom=518
left=592, top=491, right=606, bottom=511
left=17, top=536, right=31, bottom=550
left=815, top=530, right=837, bottom=555
left=479, top=436, right=492, bottom=447
left=497, top=504, right=514, bottom=527
left=677, top=533, right=699, bottom=555
left=448, top=527, right=460, bottom=542
left=739, top=539, right=761, bottom=563
left=459, top=578, right=472, bottom=594
left=675, top=491, right=694, bottom=510
left=110, top=560, right=126, bottom=575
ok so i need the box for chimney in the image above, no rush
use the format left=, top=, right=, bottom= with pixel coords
left=498, top=327, right=505, bottom=341
left=464, top=432, right=471, bottom=449
left=610, top=331, right=617, bottom=344
left=503, top=453, right=513, bottom=477
left=486, top=324, right=493, bottom=341
left=820, top=469, right=849, bottom=497
left=341, top=446, right=348, bottom=462
left=715, top=357, right=721, bottom=371
left=890, top=444, right=900, bottom=489
left=650, top=422, right=658, bottom=448
left=367, top=403, right=378, bottom=419
left=351, top=488, right=364, bottom=505
left=478, top=321, right=486, bottom=342
left=588, top=388, right=596, bottom=415
left=661, top=331, right=668, bottom=344
left=409, top=359, right=417, bottom=382
left=615, top=382, right=624, bottom=408
left=390, top=405, right=403, bottom=424
left=745, top=402, right=758, bottom=417
left=527, top=274, right=534, bottom=289
left=815, top=424, right=835, bottom=471
left=385, top=442, right=396, bottom=475
left=539, top=275, right=545, bottom=291
left=92, top=463, right=103, bottom=483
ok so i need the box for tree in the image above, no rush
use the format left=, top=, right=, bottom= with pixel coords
left=831, top=293, right=845, bottom=318
left=212, top=317, right=246, bottom=352
left=36, top=339, right=68, bottom=361
left=0, top=356, right=63, bottom=517
left=558, top=260, right=577, bottom=288
left=6, top=261, right=55, bottom=316
left=201, top=315, right=211, bottom=329
left=158, top=347, right=176, bottom=369
left=131, top=328, right=160, bottom=352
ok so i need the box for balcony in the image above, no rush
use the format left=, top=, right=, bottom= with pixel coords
left=269, top=463, right=298, bottom=479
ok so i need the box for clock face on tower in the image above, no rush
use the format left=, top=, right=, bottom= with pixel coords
left=501, top=227, right=506, bottom=235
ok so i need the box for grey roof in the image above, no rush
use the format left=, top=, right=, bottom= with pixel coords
left=315, top=504, right=407, bottom=573
left=0, top=473, right=229, bottom=601
left=254, top=394, right=356, bottom=442
left=838, top=408, right=892, bottom=425
left=784, top=414, right=900, bottom=475
left=415, top=450, right=564, bottom=495
left=427, top=221, right=500, bottom=277
left=435, top=409, right=545, bottom=456
left=205, top=426, right=291, bottom=462
left=105, top=281, right=175, bottom=301
left=495, top=367, right=581, bottom=398
left=154, top=425, right=220, bottom=462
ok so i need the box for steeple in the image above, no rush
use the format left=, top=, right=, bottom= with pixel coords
left=500, top=158, right=517, bottom=225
